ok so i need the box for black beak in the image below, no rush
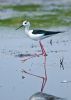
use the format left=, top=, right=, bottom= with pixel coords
left=16, top=25, right=23, bottom=30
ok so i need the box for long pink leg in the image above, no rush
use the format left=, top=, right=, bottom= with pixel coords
left=22, top=69, right=44, bottom=79
left=21, top=41, right=47, bottom=92
left=22, top=67, right=47, bottom=92
left=21, top=53, right=42, bottom=62
left=20, top=41, right=47, bottom=63
left=39, top=41, right=47, bottom=92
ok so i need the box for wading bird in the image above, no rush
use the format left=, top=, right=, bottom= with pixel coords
left=16, top=20, right=63, bottom=92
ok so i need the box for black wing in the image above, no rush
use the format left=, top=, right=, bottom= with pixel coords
left=32, top=30, right=63, bottom=36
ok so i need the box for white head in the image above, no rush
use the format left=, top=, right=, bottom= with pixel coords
left=16, top=20, right=30, bottom=30
left=22, top=20, right=30, bottom=27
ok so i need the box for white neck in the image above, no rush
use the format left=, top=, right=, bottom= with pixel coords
left=24, top=25, right=30, bottom=34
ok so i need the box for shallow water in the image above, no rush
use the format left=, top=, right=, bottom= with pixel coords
left=0, top=27, right=71, bottom=100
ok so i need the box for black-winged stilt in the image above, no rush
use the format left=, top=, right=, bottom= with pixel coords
left=16, top=20, right=63, bottom=92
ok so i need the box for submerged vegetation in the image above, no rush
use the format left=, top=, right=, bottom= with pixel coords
left=0, top=4, right=71, bottom=28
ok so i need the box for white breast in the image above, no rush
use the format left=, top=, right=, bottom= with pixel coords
left=28, top=30, right=43, bottom=41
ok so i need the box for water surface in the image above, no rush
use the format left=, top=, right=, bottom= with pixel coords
left=0, top=27, right=71, bottom=100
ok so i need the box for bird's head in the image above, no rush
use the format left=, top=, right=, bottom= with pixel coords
left=23, top=20, right=30, bottom=27
left=16, top=20, right=30, bottom=30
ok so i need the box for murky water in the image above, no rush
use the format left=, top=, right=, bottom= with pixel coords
left=0, top=27, right=71, bottom=100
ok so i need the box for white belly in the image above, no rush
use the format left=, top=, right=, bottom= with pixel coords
left=25, top=30, right=50, bottom=41
left=28, top=30, right=44, bottom=41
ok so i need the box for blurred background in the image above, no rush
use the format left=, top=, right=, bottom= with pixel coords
left=0, top=0, right=71, bottom=5
left=0, top=0, right=71, bottom=28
